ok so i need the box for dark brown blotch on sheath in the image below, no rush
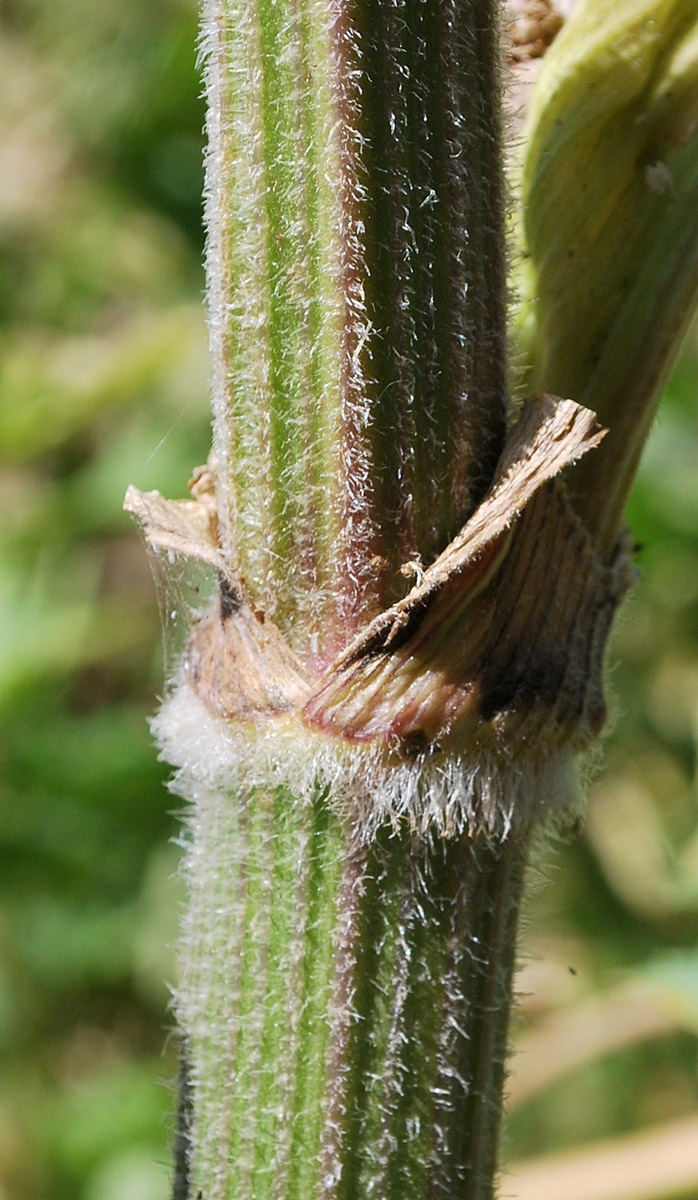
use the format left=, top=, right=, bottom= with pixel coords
left=219, top=577, right=243, bottom=621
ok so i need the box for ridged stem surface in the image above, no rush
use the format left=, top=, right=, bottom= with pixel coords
left=129, top=4, right=698, bottom=1197
left=177, top=782, right=529, bottom=1200
left=202, top=0, right=508, bottom=659
left=173, top=2, right=524, bottom=1197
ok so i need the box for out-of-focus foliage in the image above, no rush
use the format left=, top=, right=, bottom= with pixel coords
left=0, top=2, right=697, bottom=1199
left=0, top=1, right=209, bottom=1197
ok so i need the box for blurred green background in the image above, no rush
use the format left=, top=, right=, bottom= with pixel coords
left=0, top=2, right=697, bottom=1199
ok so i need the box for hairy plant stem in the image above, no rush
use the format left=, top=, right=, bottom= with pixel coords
left=121, top=3, right=698, bottom=1195
left=154, top=1, right=537, bottom=1196
left=172, top=769, right=531, bottom=1200
left=202, top=0, right=507, bottom=657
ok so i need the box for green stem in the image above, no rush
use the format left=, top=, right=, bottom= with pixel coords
left=124, top=3, right=698, bottom=1197
left=176, top=777, right=529, bottom=1200
left=172, top=0, right=527, bottom=1196
left=202, top=0, right=508, bottom=658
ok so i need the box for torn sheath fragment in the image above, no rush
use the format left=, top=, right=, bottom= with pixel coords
left=126, top=393, right=636, bottom=767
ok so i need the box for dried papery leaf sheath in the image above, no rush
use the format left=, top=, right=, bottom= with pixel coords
left=303, top=393, right=610, bottom=745
left=126, top=394, right=626, bottom=742
left=126, top=393, right=634, bottom=838
left=305, top=483, right=634, bottom=750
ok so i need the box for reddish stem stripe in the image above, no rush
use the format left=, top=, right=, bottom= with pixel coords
left=203, top=0, right=509, bottom=662
left=330, top=0, right=509, bottom=636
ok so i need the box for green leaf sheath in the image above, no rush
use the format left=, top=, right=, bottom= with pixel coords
left=516, top=0, right=698, bottom=549
left=201, top=0, right=508, bottom=659
left=177, top=785, right=528, bottom=1200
